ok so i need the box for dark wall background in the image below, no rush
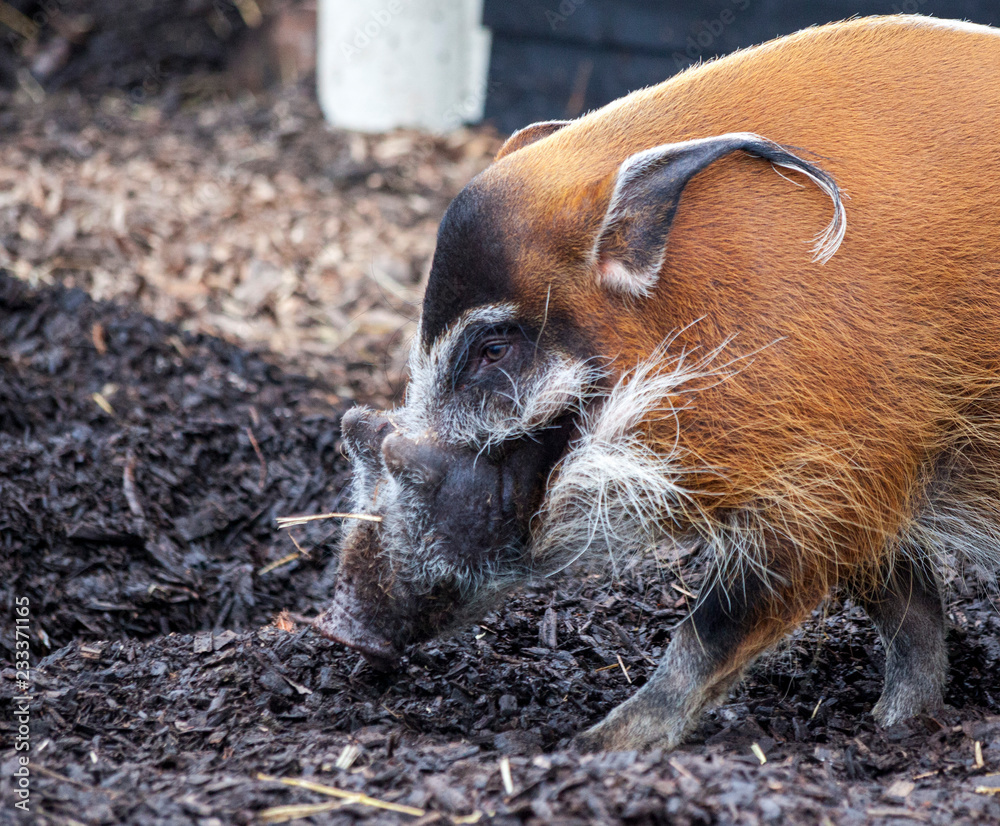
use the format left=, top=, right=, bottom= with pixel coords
left=482, top=0, right=1000, bottom=133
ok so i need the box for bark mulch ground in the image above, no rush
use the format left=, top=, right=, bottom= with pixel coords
left=2, top=272, right=1000, bottom=825
left=0, top=86, right=499, bottom=403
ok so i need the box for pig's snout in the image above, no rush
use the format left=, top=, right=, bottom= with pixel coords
left=311, top=512, right=407, bottom=670
left=316, top=406, right=579, bottom=668
left=312, top=571, right=401, bottom=671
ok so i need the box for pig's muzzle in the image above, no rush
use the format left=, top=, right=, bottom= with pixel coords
left=312, top=575, right=399, bottom=671
left=313, top=409, right=455, bottom=667
left=314, top=405, right=576, bottom=665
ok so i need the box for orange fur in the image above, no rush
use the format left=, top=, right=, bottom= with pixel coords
left=486, top=15, right=1000, bottom=605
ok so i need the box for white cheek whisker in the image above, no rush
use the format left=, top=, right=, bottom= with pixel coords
left=528, top=329, right=761, bottom=580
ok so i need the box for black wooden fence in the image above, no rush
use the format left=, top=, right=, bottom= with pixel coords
left=482, top=0, right=1000, bottom=133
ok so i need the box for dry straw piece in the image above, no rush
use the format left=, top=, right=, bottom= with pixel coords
left=259, top=801, right=343, bottom=823
left=276, top=512, right=383, bottom=529
left=499, top=757, right=514, bottom=796
left=257, top=774, right=425, bottom=817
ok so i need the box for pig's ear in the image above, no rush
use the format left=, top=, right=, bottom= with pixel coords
left=592, top=132, right=846, bottom=298
left=495, top=120, right=571, bottom=161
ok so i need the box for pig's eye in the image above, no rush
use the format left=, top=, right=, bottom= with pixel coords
left=481, top=341, right=510, bottom=363
left=452, top=329, right=525, bottom=387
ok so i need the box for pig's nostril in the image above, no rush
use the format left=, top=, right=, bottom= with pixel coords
left=381, top=433, right=446, bottom=490
left=342, top=407, right=395, bottom=461
left=341, top=406, right=369, bottom=442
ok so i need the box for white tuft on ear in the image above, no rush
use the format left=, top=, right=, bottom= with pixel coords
left=596, top=257, right=659, bottom=298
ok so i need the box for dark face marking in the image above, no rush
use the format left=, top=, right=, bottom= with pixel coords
left=392, top=422, right=575, bottom=574
left=421, top=182, right=518, bottom=347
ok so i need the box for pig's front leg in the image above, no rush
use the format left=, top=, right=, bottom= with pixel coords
left=574, top=563, right=826, bottom=752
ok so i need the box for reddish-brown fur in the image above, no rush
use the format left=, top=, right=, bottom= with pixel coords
left=479, top=17, right=1000, bottom=747
left=490, top=16, right=1000, bottom=594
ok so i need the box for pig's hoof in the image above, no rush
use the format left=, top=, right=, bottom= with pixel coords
left=570, top=721, right=656, bottom=753
left=872, top=691, right=946, bottom=728
left=571, top=725, right=615, bottom=753
left=572, top=705, right=688, bottom=752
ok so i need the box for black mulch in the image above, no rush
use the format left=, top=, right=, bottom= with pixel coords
left=0, top=269, right=351, bottom=645
left=2, top=275, right=1000, bottom=824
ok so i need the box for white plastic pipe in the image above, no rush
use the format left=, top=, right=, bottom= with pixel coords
left=318, top=0, right=491, bottom=133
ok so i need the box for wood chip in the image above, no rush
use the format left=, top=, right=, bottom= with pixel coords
left=272, top=610, right=295, bottom=632
left=91, top=321, right=107, bottom=354
left=281, top=675, right=313, bottom=696
left=123, top=449, right=144, bottom=519
left=246, top=426, right=267, bottom=491
left=865, top=807, right=927, bottom=821
left=668, top=758, right=699, bottom=783
left=233, top=0, right=263, bottom=28
left=79, top=643, right=106, bottom=659
left=335, top=744, right=361, bottom=771
left=885, top=779, right=914, bottom=799
left=92, top=391, right=115, bottom=416
left=0, top=1, right=40, bottom=39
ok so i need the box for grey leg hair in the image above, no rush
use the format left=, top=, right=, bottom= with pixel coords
left=574, top=564, right=819, bottom=752
left=850, top=552, right=947, bottom=726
